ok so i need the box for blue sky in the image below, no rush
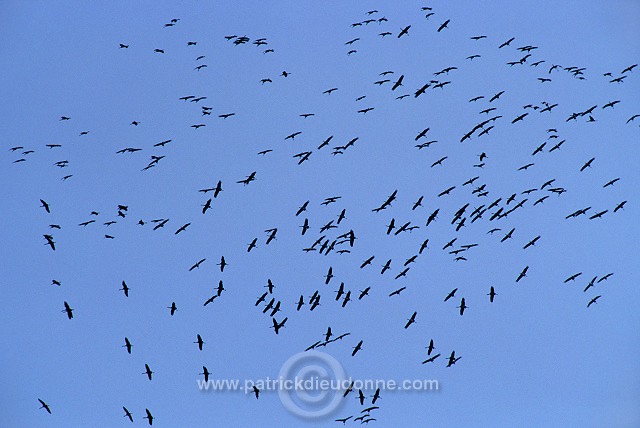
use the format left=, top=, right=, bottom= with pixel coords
left=1, top=1, right=639, bottom=427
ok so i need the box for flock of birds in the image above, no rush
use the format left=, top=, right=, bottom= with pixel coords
left=8, top=3, right=637, bottom=426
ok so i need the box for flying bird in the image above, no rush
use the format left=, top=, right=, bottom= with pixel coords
left=444, top=288, right=458, bottom=302
left=123, top=406, right=133, bottom=422
left=587, top=295, right=602, bottom=308
left=580, top=157, right=595, bottom=171
left=499, top=37, right=515, bottom=48
left=123, top=337, right=132, bottom=354
left=404, top=311, right=417, bottom=328
left=143, top=408, right=154, bottom=426
left=175, top=223, right=191, bottom=234
left=272, top=317, right=287, bottom=334
left=218, top=256, right=227, bottom=272
left=516, top=266, right=529, bottom=282
left=168, top=302, right=177, bottom=315
left=398, top=25, right=411, bottom=38
left=422, top=353, right=441, bottom=364
left=194, top=334, right=204, bottom=350
left=447, top=351, right=461, bottom=367
left=523, top=236, right=541, bottom=249
left=189, top=258, right=206, bottom=271
left=391, top=75, right=404, bottom=90
left=457, top=298, right=468, bottom=315
left=38, top=399, right=52, bottom=414
left=437, top=19, right=450, bottom=32
left=352, top=340, right=363, bottom=356
left=44, top=234, right=56, bottom=250
left=488, top=286, right=497, bottom=302
left=40, top=199, right=51, bottom=213
left=143, top=364, right=153, bottom=380
left=119, top=280, right=130, bottom=297
left=62, top=301, right=73, bottom=319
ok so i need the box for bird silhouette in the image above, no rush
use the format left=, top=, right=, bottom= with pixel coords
left=62, top=301, right=73, bottom=319
left=194, top=334, right=204, bottom=350
left=488, top=287, right=497, bottom=302
left=168, top=302, right=177, bottom=315
left=120, top=281, right=130, bottom=297
left=437, top=19, right=450, bottom=32
left=123, top=406, right=133, bottom=422
left=143, top=364, right=153, bottom=380
left=38, top=398, right=52, bottom=414
left=200, top=366, right=211, bottom=382
left=587, top=296, right=602, bottom=308
left=143, top=408, right=154, bottom=425
left=398, top=25, right=411, bottom=38
left=516, top=266, right=529, bottom=282
left=457, top=298, right=468, bottom=315
left=447, top=351, right=461, bottom=367
left=123, top=337, right=132, bottom=354
left=352, top=340, right=363, bottom=356
left=405, top=311, right=417, bottom=328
